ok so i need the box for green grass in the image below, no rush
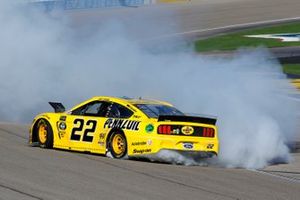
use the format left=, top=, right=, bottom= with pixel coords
left=282, top=64, right=300, bottom=75
left=195, top=22, right=300, bottom=52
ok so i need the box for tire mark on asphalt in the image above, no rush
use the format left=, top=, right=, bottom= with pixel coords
left=79, top=154, right=240, bottom=200
left=251, top=169, right=300, bottom=184
left=0, top=183, right=43, bottom=200
left=260, top=170, right=300, bottom=175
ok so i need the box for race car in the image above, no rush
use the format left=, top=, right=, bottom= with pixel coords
left=29, top=96, right=219, bottom=159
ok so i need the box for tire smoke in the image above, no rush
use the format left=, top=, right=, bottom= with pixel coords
left=0, top=1, right=298, bottom=169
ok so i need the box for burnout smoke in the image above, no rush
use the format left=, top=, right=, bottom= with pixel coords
left=0, top=1, right=298, bottom=169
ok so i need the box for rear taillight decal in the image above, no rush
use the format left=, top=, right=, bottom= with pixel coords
left=158, top=125, right=172, bottom=134
left=157, top=125, right=215, bottom=137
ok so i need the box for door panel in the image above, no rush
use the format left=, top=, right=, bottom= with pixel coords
left=66, top=115, right=107, bottom=154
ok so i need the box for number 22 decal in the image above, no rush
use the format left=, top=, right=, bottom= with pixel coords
left=71, top=119, right=97, bottom=142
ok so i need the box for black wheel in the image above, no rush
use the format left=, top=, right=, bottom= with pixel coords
left=36, top=119, right=53, bottom=148
left=108, top=132, right=127, bottom=159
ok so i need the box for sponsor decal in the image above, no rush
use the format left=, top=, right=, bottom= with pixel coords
left=98, top=133, right=106, bottom=146
left=147, top=140, right=152, bottom=145
left=58, top=122, right=67, bottom=130
left=57, top=121, right=67, bottom=139
left=245, top=33, right=300, bottom=42
left=181, top=126, right=194, bottom=135
left=104, top=119, right=140, bottom=131
left=132, top=141, right=147, bottom=146
left=58, top=131, right=66, bottom=139
left=145, top=124, right=154, bottom=133
left=59, top=116, right=67, bottom=121
left=172, top=128, right=180, bottom=134
left=133, top=149, right=151, bottom=154
left=183, top=143, right=193, bottom=149
left=132, top=140, right=152, bottom=146
left=99, top=133, right=106, bottom=140
left=98, top=142, right=105, bottom=146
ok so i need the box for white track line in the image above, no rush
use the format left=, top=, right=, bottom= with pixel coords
left=152, top=16, right=300, bottom=39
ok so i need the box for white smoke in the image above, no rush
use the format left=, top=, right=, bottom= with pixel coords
left=0, top=1, right=298, bottom=169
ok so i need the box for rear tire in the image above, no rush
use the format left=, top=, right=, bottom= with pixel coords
left=108, top=132, right=127, bottom=159
left=36, top=119, right=53, bottom=148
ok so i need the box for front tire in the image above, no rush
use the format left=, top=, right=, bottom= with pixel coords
left=108, top=132, right=127, bottom=159
left=36, top=119, right=53, bottom=148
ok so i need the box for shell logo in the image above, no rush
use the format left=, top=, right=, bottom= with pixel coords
left=181, top=126, right=194, bottom=135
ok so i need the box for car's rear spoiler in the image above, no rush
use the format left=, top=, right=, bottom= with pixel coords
left=49, top=102, right=65, bottom=113
left=158, top=115, right=217, bottom=125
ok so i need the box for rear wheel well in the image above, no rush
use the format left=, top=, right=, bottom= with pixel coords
left=106, top=128, right=125, bottom=150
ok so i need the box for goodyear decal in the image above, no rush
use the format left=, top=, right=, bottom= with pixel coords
left=104, top=119, right=140, bottom=131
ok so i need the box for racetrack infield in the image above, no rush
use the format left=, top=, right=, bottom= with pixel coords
left=1, top=123, right=300, bottom=200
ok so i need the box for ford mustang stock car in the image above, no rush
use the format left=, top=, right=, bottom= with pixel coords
left=29, top=96, right=219, bottom=159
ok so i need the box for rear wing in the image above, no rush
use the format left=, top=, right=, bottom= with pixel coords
left=49, top=102, right=65, bottom=113
left=158, top=115, right=217, bottom=125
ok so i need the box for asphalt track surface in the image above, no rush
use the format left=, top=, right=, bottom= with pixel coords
left=2, top=0, right=300, bottom=199
left=1, top=123, right=300, bottom=200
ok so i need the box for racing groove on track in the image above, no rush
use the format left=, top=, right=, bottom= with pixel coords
left=1, top=123, right=300, bottom=200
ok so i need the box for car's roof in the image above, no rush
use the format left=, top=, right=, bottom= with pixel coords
left=92, top=96, right=173, bottom=107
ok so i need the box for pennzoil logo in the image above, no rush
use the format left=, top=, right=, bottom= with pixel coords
left=181, top=126, right=194, bottom=135
left=104, top=119, right=140, bottom=131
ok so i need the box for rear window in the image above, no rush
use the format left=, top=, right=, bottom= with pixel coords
left=135, top=104, right=184, bottom=118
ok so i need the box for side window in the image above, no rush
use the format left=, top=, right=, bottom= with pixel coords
left=72, top=101, right=108, bottom=117
left=85, top=102, right=102, bottom=116
left=108, top=103, right=133, bottom=118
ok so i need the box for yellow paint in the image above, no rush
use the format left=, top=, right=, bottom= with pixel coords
left=112, top=134, right=126, bottom=155
left=38, top=123, right=47, bottom=144
left=291, top=79, right=300, bottom=90
left=29, top=96, right=219, bottom=158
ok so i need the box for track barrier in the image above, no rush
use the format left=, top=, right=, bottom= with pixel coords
left=32, top=0, right=148, bottom=11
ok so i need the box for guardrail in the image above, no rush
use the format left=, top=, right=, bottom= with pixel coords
left=32, top=0, right=149, bottom=11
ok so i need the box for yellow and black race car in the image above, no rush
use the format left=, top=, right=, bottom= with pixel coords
left=29, top=96, right=219, bottom=159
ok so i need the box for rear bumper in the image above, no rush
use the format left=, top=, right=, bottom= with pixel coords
left=128, top=135, right=219, bottom=156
